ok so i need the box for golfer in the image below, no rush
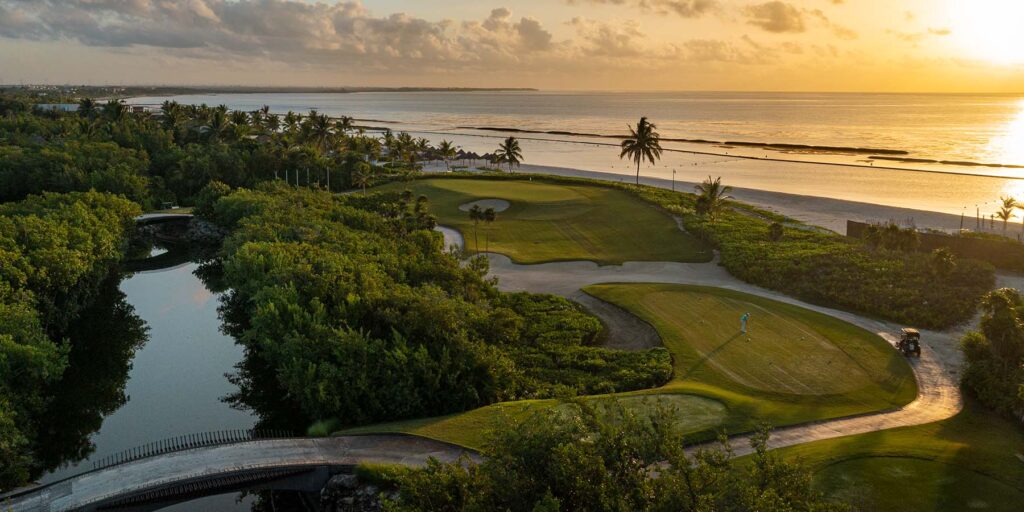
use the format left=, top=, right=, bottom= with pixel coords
left=740, top=312, right=750, bottom=334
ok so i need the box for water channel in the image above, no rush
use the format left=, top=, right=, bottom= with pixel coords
left=40, top=248, right=258, bottom=510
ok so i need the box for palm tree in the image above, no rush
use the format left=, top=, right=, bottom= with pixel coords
left=265, top=113, right=281, bottom=133
left=306, top=112, right=334, bottom=153
left=395, top=132, right=415, bottom=168
left=101, top=99, right=127, bottom=121
left=437, top=139, right=457, bottom=171
left=283, top=111, right=300, bottom=133
left=494, top=137, right=523, bottom=172
left=78, top=98, right=97, bottom=119
left=335, top=116, right=354, bottom=137
left=997, top=196, right=1017, bottom=232
left=483, top=207, right=497, bottom=252
left=694, top=176, right=733, bottom=220
left=352, top=162, right=373, bottom=194
left=469, top=204, right=483, bottom=254
left=619, top=116, right=663, bottom=185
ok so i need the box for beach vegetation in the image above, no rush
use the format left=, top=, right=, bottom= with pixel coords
left=619, top=116, right=663, bottom=185
left=438, top=139, right=457, bottom=171
left=494, top=136, right=523, bottom=172
left=694, top=175, right=733, bottom=220
left=997, top=195, right=1017, bottom=232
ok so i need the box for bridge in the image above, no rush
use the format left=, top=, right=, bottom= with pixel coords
left=1, top=434, right=477, bottom=512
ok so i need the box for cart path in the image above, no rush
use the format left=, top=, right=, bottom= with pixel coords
left=437, top=226, right=964, bottom=453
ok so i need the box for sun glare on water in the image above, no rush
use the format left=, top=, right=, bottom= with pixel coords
left=947, top=0, right=1024, bottom=65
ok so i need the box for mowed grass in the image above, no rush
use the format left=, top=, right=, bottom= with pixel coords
left=342, top=394, right=728, bottom=450
left=767, top=401, right=1024, bottom=512
left=345, top=284, right=917, bottom=448
left=585, top=283, right=917, bottom=404
left=374, top=178, right=712, bottom=264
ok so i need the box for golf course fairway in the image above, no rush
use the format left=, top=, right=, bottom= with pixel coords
left=375, top=178, right=712, bottom=264
left=347, top=284, right=917, bottom=448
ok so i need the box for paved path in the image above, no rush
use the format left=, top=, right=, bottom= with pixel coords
left=439, top=225, right=964, bottom=454
left=2, top=436, right=476, bottom=512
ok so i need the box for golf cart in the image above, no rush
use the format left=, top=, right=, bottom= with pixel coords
left=897, top=327, right=922, bottom=357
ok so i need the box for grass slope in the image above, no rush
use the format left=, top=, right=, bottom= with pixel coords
left=346, top=284, right=916, bottom=448
left=375, top=178, right=711, bottom=264
left=768, top=401, right=1024, bottom=512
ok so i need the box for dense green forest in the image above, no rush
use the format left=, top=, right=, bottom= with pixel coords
left=209, top=183, right=671, bottom=427
left=0, top=191, right=138, bottom=489
left=0, top=94, right=406, bottom=209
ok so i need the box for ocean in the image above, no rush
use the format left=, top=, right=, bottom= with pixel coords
left=126, top=91, right=1024, bottom=218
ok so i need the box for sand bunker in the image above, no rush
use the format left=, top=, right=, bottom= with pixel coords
left=458, top=199, right=510, bottom=212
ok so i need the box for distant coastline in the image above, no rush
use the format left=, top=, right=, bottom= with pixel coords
left=110, top=85, right=537, bottom=98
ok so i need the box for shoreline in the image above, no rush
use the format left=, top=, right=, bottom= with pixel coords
left=404, top=128, right=1024, bottom=181
left=426, top=162, right=995, bottom=235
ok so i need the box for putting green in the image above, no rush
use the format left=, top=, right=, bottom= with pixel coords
left=374, top=178, right=712, bottom=264
left=587, top=284, right=912, bottom=398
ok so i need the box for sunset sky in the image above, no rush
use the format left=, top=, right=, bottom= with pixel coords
left=1, top=0, right=1022, bottom=92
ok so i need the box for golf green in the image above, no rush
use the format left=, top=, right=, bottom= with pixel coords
left=375, top=178, right=712, bottom=264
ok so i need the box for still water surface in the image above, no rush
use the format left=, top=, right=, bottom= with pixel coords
left=43, top=256, right=256, bottom=510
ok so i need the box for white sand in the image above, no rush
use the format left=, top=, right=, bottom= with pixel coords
left=458, top=199, right=510, bottom=212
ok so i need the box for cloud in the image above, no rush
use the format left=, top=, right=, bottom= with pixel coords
left=565, top=0, right=718, bottom=18
left=888, top=27, right=952, bottom=44
left=744, top=1, right=806, bottom=33
left=0, top=1, right=564, bottom=72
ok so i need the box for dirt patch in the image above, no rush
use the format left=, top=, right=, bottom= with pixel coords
left=571, top=291, right=661, bottom=351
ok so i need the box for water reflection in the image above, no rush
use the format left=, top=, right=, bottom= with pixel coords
left=989, top=99, right=1024, bottom=169
left=32, top=274, right=148, bottom=476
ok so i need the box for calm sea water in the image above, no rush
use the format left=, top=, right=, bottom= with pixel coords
left=127, top=91, right=1024, bottom=217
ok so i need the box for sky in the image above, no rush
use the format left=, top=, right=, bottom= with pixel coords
left=1, top=0, right=1023, bottom=92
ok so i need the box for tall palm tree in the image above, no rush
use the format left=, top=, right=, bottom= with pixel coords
left=265, top=113, right=281, bottom=133
left=437, top=139, right=457, bottom=171
left=619, top=117, right=663, bottom=185
left=283, top=111, right=300, bottom=133
left=335, top=116, right=354, bottom=136
left=101, top=99, right=127, bottom=121
left=494, top=137, right=523, bottom=173
left=395, top=132, right=415, bottom=168
left=997, top=196, right=1017, bottom=232
left=469, top=204, right=483, bottom=254
left=78, top=98, right=97, bottom=119
left=306, top=112, right=334, bottom=153
left=694, top=176, right=733, bottom=220
left=483, top=207, right=497, bottom=252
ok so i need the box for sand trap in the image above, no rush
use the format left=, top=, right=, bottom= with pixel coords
left=458, top=199, right=510, bottom=212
